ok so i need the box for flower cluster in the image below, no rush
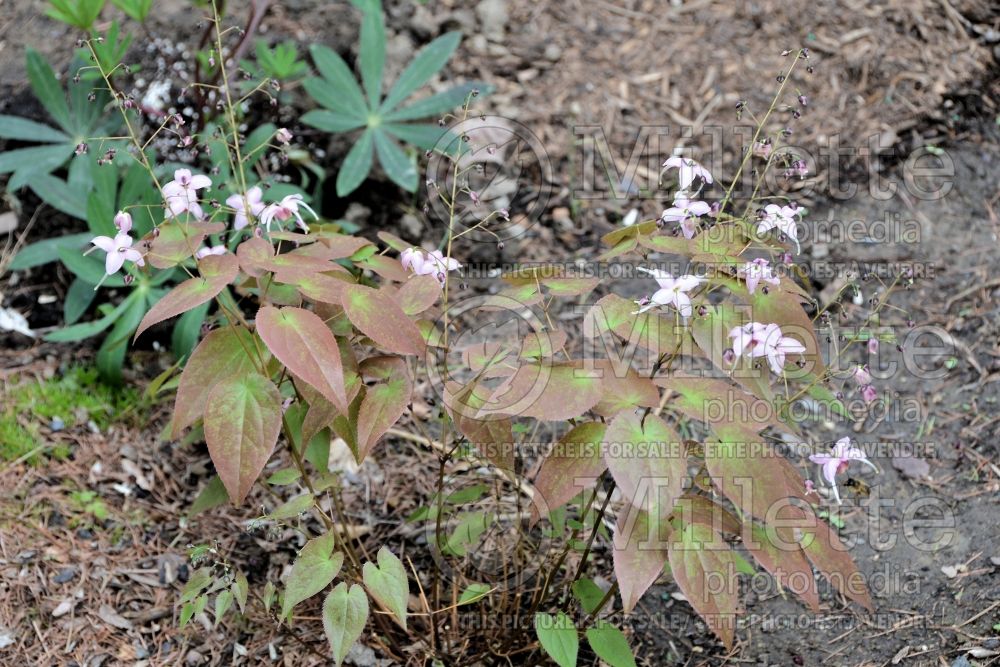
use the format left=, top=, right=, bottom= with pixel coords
left=400, top=248, right=462, bottom=285
left=729, top=322, right=806, bottom=375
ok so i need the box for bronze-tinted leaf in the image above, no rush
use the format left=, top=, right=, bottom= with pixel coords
left=531, top=422, right=607, bottom=523
left=172, top=326, right=265, bottom=437
left=799, top=514, right=873, bottom=610
left=256, top=306, right=349, bottom=412
left=356, top=357, right=412, bottom=461
left=341, top=284, right=425, bottom=355
left=171, top=327, right=270, bottom=438
left=394, top=274, right=442, bottom=315
left=668, top=523, right=742, bottom=648
left=146, top=221, right=225, bottom=269
left=444, top=380, right=514, bottom=469
left=602, top=412, right=686, bottom=518
left=135, top=253, right=238, bottom=338
left=483, top=362, right=603, bottom=421
left=612, top=506, right=669, bottom=613
left=204, top=371, right=282, bottom=504
left=744, top=522, right=819, bottom=611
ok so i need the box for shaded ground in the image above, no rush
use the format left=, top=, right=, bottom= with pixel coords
left=1, top=0, right=999, bottom=666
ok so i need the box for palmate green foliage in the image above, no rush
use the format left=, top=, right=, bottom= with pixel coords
left=0, top=50, right=116, bottom=210
left=301, top=0, right=492, bottom=195
left=246, top=39, right=309, bottom=83
left=47, top=0, right=106, bottom=30
left=111, top=0, right=153, bottom=23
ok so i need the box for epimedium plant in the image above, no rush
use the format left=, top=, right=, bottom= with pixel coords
left=29, top=2, right=902, bottom=661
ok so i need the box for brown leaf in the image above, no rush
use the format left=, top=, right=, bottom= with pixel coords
left=135, top=253, right=238, bottom=338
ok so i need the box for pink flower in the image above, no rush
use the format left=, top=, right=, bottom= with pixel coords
left=226, top=186, right=266, bottom=230
left=860, top=384, right=878, bottom=404
left=741, top=258, right=780, bottom=295
left=660, top=196, right=711, bottom=239
left=662, top=156, right=713, bottom=191
left=808, top=437, right=878, bottom=504
left=162, top=168, right=211, bottom=219
left=868, top=338, right=879, bottom=354
left=804, top=479, right=817, bottom=496
left=729, top=322, right=806, bottom=375
left=259, top=194, right=318, bottom=233
left=853, top=365, right=872, bottom=386
left=90, top=230, right=145, bottom=275
left=195, top=245, right=227, bottom=259
left=752, top=141, right=773, bottom=159
left=756, top=203, right=801, bottom=252
left=276, top=128, right=293, bottom=144
left=401, top=248, right=461, bottom=285
left=114, top=211, right=132, bottom=234
left=634, top=267, right=704, bottom=318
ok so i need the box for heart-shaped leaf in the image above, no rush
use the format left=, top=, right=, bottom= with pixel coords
left=356, top=357, right=411, bottom=461
left=361, top=547, right=409, bottom=630
left=204, top=371, right=282, bottom=505
left=172, top=326, right=263, bottom=437
left=322, top=583, right=369, bottom=667
left=282, top=534, right=345, bottom=618
left=534, top=612, right=578, bottom=667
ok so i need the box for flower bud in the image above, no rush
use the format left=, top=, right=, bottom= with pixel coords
left=860, top=384, right=878, bottom=404
left=853, top=365, right=872, bottom=386
left=867, top=338, right=879, bottom=354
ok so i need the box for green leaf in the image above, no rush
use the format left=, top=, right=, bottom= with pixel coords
left=0, top=143, right=73, bottom=176
left=267, top=468, right=301, bottom=485
left=233, top=571, right=249, bottom=613
left=256, top=306, right=349, bottom=413
left=358, top=6, right=386, bottom=107
left=214, top=589, right=233, bottom=624
left=28, top=173, right=87, bottom=219
left=282, top=534, right=344, bottom=618
left=444, top=511, right=492, bottom=556
left=322, top=583, right=369, bottom=667
left=382, top=82, right=492, bottom=123
left=57, top=245, right=126, bottom=287
left=0, top=115, right=68, bottom=142
left=382, top=122, right=449, bottom=151
left=9, top=232, right=92, bottom=270
left=172, top=326, right=264, bottom=437
left=180, top=567, right=213, bottom=603
left=171, top=300, right=211, bottom=361
left=268, top=493, right=314, bottom=520
left=203, top=372, right=283, bottom=505
left=189, top=475, right=228, bottom=516
left=373, top=129, right=417, bottom=191
left=135, top=253, right=238, bottom=338
left=532, top=422, right=606, bottom=523
left=457, top=583, right=491, bottom=605
left=64, top=277, right=96, bottom=324
left=571, top=578, right=605, bottom=614
left=585, top=621, right=636, bottom=667
left=96, top=287, right=146, bottom=383
left=379, top=32, right=462, bottom=113
left=301, top=109, right=366, bottom=133
left=307, top=44, right=368, bottom=115
left=44, top=290, right=138, bottom=342
left=603, top=412, right=686, bottom=518
left=336, top=128, right=375, bottom=197
left=361, top=546, right=408, bottom=629
left=534, top=612, right=578, bottom=667
left=26, top=49, right=72, bottom=132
